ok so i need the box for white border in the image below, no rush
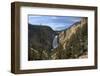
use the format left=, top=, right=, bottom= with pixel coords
left=20, top=6, right=95, bottom=70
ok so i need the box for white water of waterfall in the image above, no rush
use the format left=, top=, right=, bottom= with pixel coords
left=52, top=35, right=59, bottom=49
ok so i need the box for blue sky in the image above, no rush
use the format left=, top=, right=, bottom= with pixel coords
left=28, top=15, right=82, bottom=31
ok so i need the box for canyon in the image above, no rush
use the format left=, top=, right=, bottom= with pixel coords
left=28, top=18, right=88, bottom=60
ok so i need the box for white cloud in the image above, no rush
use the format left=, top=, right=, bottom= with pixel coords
left=51, top=16, right=58, bottom=19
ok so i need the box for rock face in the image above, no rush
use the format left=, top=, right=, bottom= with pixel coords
left=28, top=18, right=88, bottom=60
left=51, top=18, right=88, bottom=59
left=59, top=18, right=87, bottom=48
left=28, top=24, right=56, bottom=60
left=28, top=24, right=56, bottom=50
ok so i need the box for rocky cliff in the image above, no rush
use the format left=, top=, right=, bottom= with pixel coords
left=28, top=24, right=56, bottom=60
left=51, top=18, right=88, bottom=59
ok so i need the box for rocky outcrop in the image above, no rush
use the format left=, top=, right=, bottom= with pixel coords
left=28, top=24, right=56, bottom=51
left=28, top=24, right=56, bottom=60
left=50, top=18, right=88, bottom=59
left=59, top=18, right=87, bottom=49
left=58, top=18, right=88, bottom=58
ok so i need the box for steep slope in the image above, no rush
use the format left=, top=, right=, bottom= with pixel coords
left=28, top=24, right=56, bottom=60
left=51, top=18, right=88, bottom=59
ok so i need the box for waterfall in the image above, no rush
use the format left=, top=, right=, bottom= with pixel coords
left=52, top=35, right=59, bottom=49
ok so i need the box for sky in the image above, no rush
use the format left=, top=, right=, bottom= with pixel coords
left=28, top=15, right=82, bottom=31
